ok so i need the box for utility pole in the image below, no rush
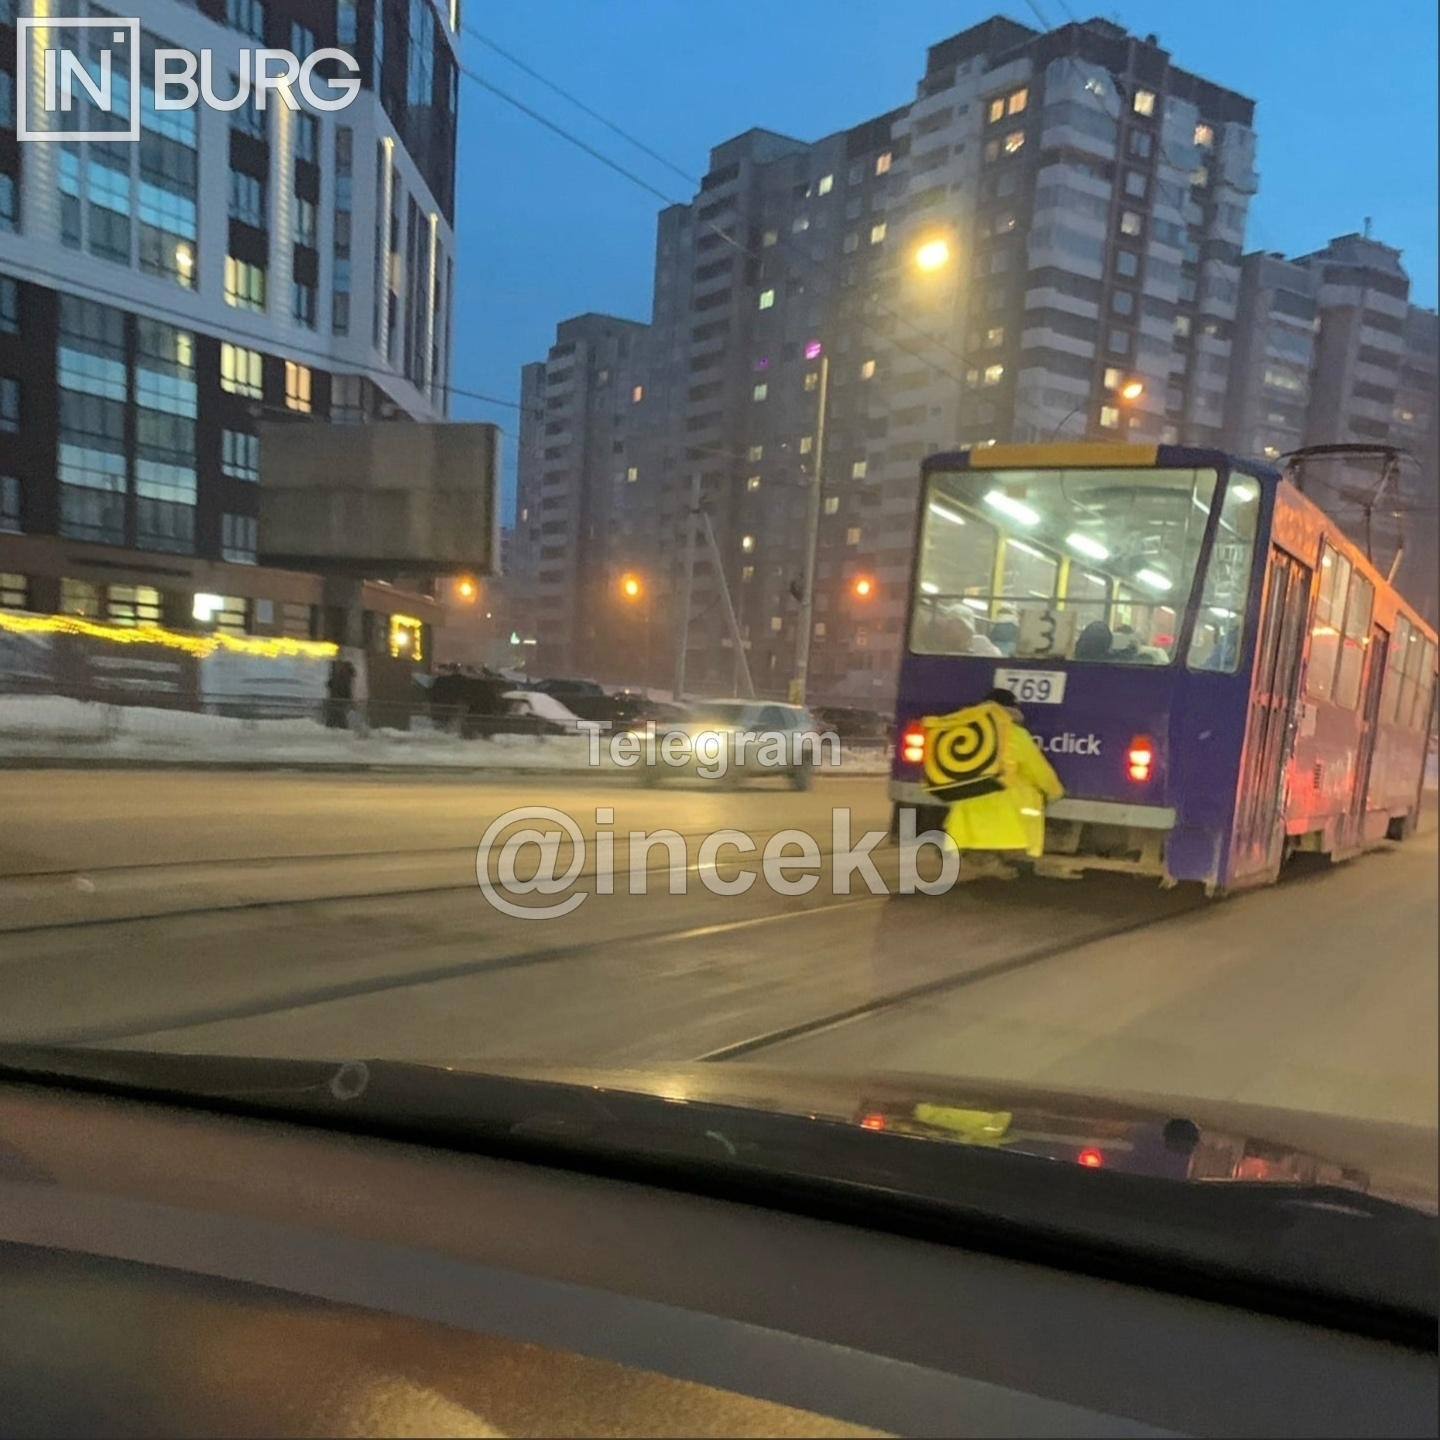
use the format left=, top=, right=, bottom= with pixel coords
left=672, top=470, right=701, bottom=702
left=790, top=350, right=829, bottom=706
left=701, top=510, right=755, bottom=698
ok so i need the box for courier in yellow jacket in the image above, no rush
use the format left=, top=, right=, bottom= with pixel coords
left=919, top=688, right=1064, bottom=859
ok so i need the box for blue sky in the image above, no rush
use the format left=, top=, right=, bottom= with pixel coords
left=450, top=3, right=1439, bottom=513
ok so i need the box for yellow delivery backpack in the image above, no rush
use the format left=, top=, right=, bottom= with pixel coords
left=919, top=701, right=1013, bottom=803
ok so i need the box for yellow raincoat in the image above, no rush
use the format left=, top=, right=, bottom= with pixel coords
left=920, top=700, right=1064, bottom=857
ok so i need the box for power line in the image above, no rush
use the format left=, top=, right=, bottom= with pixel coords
left=466, top=27, right=696, bottom=189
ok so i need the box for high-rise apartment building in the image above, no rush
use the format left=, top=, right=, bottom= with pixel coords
left=1, top=0, right=458, bottom=638
left=512, top=313, right=649, bottom=677
left=510, top=14, right=1263, bottom=703
left=1226, top=234, right=1439, bottom=623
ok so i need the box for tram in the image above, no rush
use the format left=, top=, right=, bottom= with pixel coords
left=890, top=443, right=1437, bottom=892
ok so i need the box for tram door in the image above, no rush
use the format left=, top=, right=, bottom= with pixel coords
left=1232, top=549, right=1312, bottom=878
left=1346, top=623, right=1389, bottom=847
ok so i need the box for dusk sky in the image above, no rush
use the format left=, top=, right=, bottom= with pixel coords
left=449, top=3, right=1439, bottom=515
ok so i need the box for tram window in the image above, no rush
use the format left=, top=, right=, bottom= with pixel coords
left=1381, top=617, right=1411, bottom=724
left=1333, top=571, right=1374, bottom=709
left=1305, top=546, right=1348, bottom=704
left=1187, top=475, right=1259, bottom=673
left=912, top=464, right=1225, bottom=665
left=1401, top=633, right=1435, bottom=731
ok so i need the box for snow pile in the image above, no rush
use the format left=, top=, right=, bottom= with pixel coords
left=0, top=694, right=894, bottom=775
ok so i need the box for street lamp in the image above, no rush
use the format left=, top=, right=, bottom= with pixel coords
left=1046, top=379, right=1145, bottom=441
left=620, top=574, right=642, bottom=600
left=455, top=577, right=477, bottom=601
left=852, top=575, right=875, bottom=599
left=914, top=237, right=951, bottom=273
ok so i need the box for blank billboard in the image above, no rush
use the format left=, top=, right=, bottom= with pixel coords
left=258, top=421, right=500, bottom=577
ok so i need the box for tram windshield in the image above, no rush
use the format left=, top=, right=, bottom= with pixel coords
left=910, top=465, right=1259, bottom=670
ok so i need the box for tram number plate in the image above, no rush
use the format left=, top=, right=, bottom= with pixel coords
left=994, top=669, right=1067, bottom=704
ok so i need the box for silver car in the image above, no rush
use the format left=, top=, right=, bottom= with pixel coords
left=636, top=700, right=826, bottom=789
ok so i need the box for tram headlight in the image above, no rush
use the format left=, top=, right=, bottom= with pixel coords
left=1127, top=735, right=1155, bottom=783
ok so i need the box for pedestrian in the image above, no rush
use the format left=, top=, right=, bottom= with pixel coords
left=325, top=656, right=355, bottom=730
left=918, top=687, right=1064, bottom=880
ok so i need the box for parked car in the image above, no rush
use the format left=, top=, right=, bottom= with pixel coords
left=637, top=699, right=821, bottom=789
left=814, top=706, right=894, bottom=743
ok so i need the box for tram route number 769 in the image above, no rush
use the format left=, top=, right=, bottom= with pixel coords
left=993, top=669, right=1068, bottom=704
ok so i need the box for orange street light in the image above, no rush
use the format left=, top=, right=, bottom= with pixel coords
left=456, top=577, right=477, bottom=600
left=1119, top=379, right=1145, bottom=401
left=620, top=574, right=643, bottom=600
left=852, top=575, right=875, bottom=599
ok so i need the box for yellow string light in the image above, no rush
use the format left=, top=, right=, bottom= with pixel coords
left=0, top=610, right=338, bottom=661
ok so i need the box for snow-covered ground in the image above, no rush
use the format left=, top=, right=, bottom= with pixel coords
left=0, top=694, right=892, bottom=774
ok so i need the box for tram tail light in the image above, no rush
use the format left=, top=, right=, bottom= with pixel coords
left=1077, top=1147, right=1104, bottom=1168
left=900, top=725, right=926, bottom=765
left=1127, top=735, right=1155, bottom=783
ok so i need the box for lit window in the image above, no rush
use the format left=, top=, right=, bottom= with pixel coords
left=860, top=359, right=876, bottom=380
left=803, top=370, right=819, bottom=392
left=388, top=614, right=424, bottom=661
left=987, top=98, right=1005, bottom=124
left=1174, top=314, right=1192, bottom=336
left=748, top=444, right=764, bottom=461
left=851, top=460, right=868, bottom=480
left=741, top=534, right=755, bottom=552
left=1133, top=89, right=1156, bottom=116
left=982, top=364, right=1004, bottom=386
left=770, top=615, right=783, bottom=632
left=1119, top=210, right=1143, bottom=236
left=846, top=526, right=862, bottom=545
left=1100, top=405, right=1120, bottom=428
left=284, top=361, right=312, bottom=413
left=799, top=435, right=814, bottom=454
left=1103, top=367, right=1122, bottom=390
left=752, top=382, right=768, bottom=402
left=817, top=174, right=834, bottom=195
left=1008, top=87, right=1028, bottom=115
left=993, top=212, right=1017, bottom=234
left=1194, top=123, right=1214, bottom=147
left=762, top=230, right=778, bottom=247
left=631, top=384, right=643, bottom=403
left=823, top=496, right=839, bottom=515
left=870, top=222, right=887, bottom=244
left=875, top=152, right=892, bottom=175
left=1003, top=130, right=1025, bottom=155
left=626, top=466, right=639, bottom=482
left=758, top=289, right=775, bottom=309
left=224, top=257, right=267, bottom=313
left=220, top=343, right=262, bottom=398
left=746, top=475, right=761, bottom=491
left=792, top=215, right=810, bottom=233
left=741, top=565, right=755, bottom=582
left=986, top=326, right=1004, bottom=347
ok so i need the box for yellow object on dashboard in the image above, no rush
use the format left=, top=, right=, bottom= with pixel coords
left=912, top=1104, right=1013, bottom=1144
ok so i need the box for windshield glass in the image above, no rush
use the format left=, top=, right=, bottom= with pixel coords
left=911, top=466, right=1258, bottom=665
left=0, top=0, right=1436, bottom=1327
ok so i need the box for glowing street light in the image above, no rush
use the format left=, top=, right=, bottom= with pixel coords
left=852, top=575, right=875, bottom=599
left=620, top=574, right=643, bottom=600
left=1119, top=379, right=1145, bottom=401
left=914, top=237, right=951, bottom=272
left=456, top=577, right=477, bottom=600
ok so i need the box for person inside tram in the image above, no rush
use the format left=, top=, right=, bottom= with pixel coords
left=1074, top=620, right=1113, bottom=660
left=989, top=605, right=1020, bottom=657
